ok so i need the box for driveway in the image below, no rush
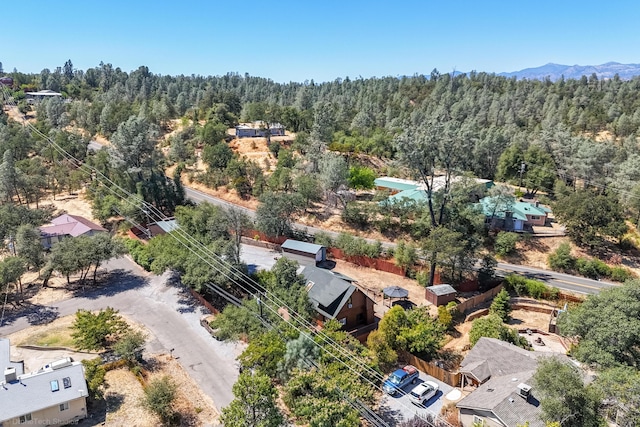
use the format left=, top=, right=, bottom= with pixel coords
left=379, top=371, right=453, bottom=424
left=0, top=256, right=243, bottom=413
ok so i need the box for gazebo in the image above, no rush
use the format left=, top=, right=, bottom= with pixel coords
left=382, top=286, right=409, bottom=307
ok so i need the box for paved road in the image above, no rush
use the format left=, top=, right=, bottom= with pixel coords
left=496, top=262, right=619, bottom=295
left=185, top=188, right=615, bottom=296
left=0, top=257, right=243, bottom=414
left=87, top=137, right=615, bottom=296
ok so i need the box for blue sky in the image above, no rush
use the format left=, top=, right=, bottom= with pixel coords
left=4, top=0, right=639, bottom=83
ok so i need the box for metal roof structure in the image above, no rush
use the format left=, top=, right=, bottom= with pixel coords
left=281, top=239, right=324, bottom=255
left=382, top=176, right=494, bottom=204
left=374, top=177, right=420, bottom=192
left=39, top=214, right=107, bottom=238
left=25, top=90, right=62, bottom=97
left=478, top=197, right=549, bottom=221
left=426, top=284, right=457, bottom=296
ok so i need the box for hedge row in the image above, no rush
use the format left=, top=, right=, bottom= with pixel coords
left=503, top=274, right=559, bottom=300
left=548, top=243, right=636, bottom=282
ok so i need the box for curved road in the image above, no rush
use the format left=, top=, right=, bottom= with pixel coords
left=0, top=257, right=243, bottom=415
left=90, top=141, right=615, bottom=296
left=185, top=187, right=617, bottom=296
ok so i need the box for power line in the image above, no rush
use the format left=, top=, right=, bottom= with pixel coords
left=1, top=85, right=440, bottom=426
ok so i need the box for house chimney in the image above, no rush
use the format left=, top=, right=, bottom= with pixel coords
left=517, top=383, right=532, bottom=400
left=4, top=367, right=17, bottom=383
left=535, top=201, right=540, bottom=208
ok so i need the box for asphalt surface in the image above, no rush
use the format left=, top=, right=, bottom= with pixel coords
left=185, top=188, right=616, bottom=296
left=380, top=371, right=453, bottom=424
left=496, top=262, right=619, bottom=295
left=88, top=137, right=615, bottom=296
left=0, top=256, right=243, bottom=414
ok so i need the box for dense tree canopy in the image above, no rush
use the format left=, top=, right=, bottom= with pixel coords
left=557, top=280, right=640, bottom=368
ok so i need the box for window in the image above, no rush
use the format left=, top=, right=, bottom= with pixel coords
left=531, top=215, right=540, bottom=220
left=473, top=415, right=484, bottom=426
left=63, top=377, right=71, bottom=388
left=356, top=313, right=365, bottom=324
left=50, top=380, right=59, bottom=392
left=60, top=402, right=69, bottom=411
left=19, top=414, right=32, bottom=423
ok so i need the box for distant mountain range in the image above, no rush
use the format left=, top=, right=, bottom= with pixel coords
left=497, top=62, right=640, bottom=81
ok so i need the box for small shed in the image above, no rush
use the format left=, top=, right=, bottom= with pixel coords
left=426, top=284, right=457, bottom=306
left=281, top=239, right=326, bottom=262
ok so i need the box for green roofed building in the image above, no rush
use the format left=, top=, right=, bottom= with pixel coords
left=374, top=177, right=420, bottom=194
left=377, top=176, right=494, bottom=205
left=479, top=197, right=549, bottom=232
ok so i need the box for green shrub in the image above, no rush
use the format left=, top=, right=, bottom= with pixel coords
left=489, top=289, right=511, bottom=322
left=494, top=232, right=520, bottom=257
left=503, top=274, right=550, bottom=300
left=576, top=258, right=611, bottom=279
left=618, top=236, right=638, bottom=251
left=313, top=231, right=333, bottom=248
left=123, top=239, right=152, bottom=271
left=525, top=280, right=548, bottom=299
left=416, top=270, right=429, bottom=287
left=548, top=243, right=575, bottom=272
left=437, top=305, right=453, bottom=329
left=503, top=274, right=527, bottom=295
left=545, top=287, right=560, bottom=300
left=610, top=266, right=636, bottom=282
left=334, top=233, right=381, bottom=258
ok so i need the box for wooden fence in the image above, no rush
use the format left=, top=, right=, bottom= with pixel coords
left=455, top=284, right=504, bottom=314
left=188, top=288, right=219, bottom=315
left=400, top=351, right=461, bottom=387
left=327, top=248, right=406, bottom=276
left=241, top=229, right=288, bottom=245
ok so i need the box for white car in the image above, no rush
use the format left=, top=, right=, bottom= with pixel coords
left=409, top=381, right=439, bottom=406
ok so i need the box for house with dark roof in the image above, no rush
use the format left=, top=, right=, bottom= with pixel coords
left=0, top=339, right=88, bottom=426
left=39, top=214, right=107, bottom=249
left=235, top=121, right=285, bottom=138
left=425, top=284, right=457, bottom=306
left=299, top=266, right=375, bottom=335
left=457, top=337, right=569, bottom=427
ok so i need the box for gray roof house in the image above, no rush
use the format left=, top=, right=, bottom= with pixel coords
left=0, top=339, right=89, bottom=425
left=299, top=266, right=375, bottom=334
left=457, top=337, right=570, bottom=427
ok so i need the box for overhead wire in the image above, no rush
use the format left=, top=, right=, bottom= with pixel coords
left=1, top=85, right=432, bottom=426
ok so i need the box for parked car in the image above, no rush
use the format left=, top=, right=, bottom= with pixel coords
left=383, top=365, right=419, bottom=395
left=409, top=381, right=439, bottom=406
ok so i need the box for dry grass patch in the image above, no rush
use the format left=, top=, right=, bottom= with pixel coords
left=12, top=315, right=77, bottom=348
left=102, top=355, right=219, bottom=427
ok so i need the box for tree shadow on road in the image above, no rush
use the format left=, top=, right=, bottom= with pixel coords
left=73, top=270, right=149, bottom=300
left=0, top=303, right=61, bottom=327
left=26, top=305, right=60, bottom=325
